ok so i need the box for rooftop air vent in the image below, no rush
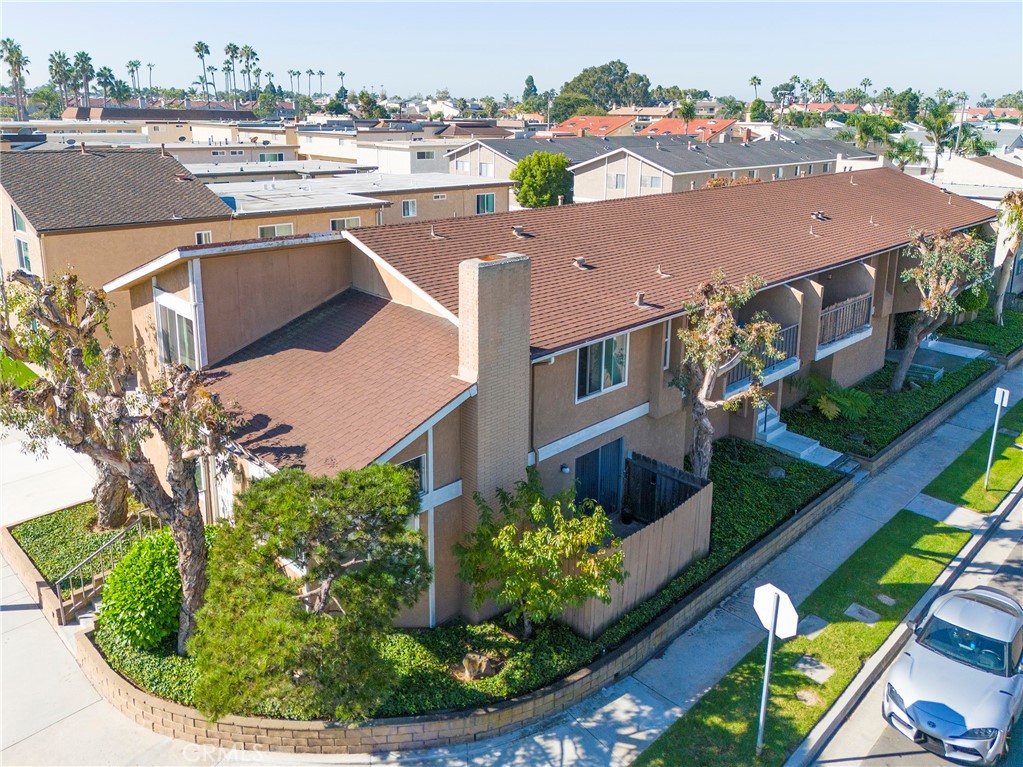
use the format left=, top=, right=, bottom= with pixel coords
left=635, top=291, right=646, bottom=307
left=573, top=256, right=588, bottom=269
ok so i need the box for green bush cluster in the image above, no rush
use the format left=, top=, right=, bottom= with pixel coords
left=93, top=440, right=839, bottom=720
left=939, top=308, right=1023, bottom=356
left=953, top=285, right=989, bottom=314
left=12, top=500, right=140, bottom=582
left=784, top=359, right=992, bottom=456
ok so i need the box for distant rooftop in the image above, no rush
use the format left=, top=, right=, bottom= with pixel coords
left=185, top=159, right=377, bottom=178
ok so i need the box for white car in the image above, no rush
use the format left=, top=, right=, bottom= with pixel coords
left=883, top=586, right=1023, bottom=765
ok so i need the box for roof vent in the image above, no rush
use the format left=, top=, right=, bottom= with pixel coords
left=160, top=143, right=168, bottom=158
left=656, top=265, right=672, bottom=279
left=573, top=256, right=588, bottom=269
left=174, top=172, right=191, bottom=182
left=429, top=225, right=446, bottom=240
left=512, top=225, right=525, bottom=237
left=635, top=291, right=646, bottom=307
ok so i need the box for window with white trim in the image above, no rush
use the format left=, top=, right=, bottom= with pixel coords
left=807, top=164, right=813, bottom=175
left=230, top=149, right=244, bottom=156
left=399, top=455, right=427, bottom=495
left=794, top=165, right=801, bottom=177
left=15, top=239, right=31, bottom=272
left=577, top=334, right=628, bottom=400
left=609, top=173, right=626, bottom=189
left=663, top=320, right=672, bottom=370
left=11, top=207, right=26, bottom=232
left=479, top=161, right=494, bottom=177
left=376, top=209, right=384, bottom=225
left=776, top=167, right=785, bottom=179
left=454, top=160, right=468, bottom=172
left=415, top=150, right=435, bottom=160
left=401, top=200, right=417, bottom=218
left=640, top=175, right=662, bottom=189
left=257, top=223, right=293, bottom=238
left=475, top=192, right=495, bottom=215
left=156, top=301, right=197, bottom=369
left=195, top=230, right=212, bottom=245
left=433, top=193, right=447, bottom=201
left=330, top=216, right=361, bottom=231
left=211, top=150, right=226, bottom=156
left=823, top=162, right=831, bottom=172
left=748, top=169, right=758, bottom=179
left=258, top=152, right=285, bottom=162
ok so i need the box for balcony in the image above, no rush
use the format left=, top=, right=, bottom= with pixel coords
left=724, top=323, right=801, bottom=396
left=815, top=293, right=872, bottom=360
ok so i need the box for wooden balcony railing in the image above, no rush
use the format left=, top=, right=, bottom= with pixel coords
left=818, top=293, right=871, bottom=346
left=726, top=323, right=800, bottom=387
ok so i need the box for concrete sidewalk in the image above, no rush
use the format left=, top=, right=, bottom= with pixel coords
left=2, top=365, right=1021, bottom=767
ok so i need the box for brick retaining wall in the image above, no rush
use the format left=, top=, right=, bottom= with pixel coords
left=7, top=473, right=853, bottom=754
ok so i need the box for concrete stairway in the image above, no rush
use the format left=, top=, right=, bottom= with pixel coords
left=756, top=404, right=845, bottom=468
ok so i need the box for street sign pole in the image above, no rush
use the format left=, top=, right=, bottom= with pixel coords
left=986, top=388, right=1010, bottom=490
left=755, top=591, right=779, bottom=757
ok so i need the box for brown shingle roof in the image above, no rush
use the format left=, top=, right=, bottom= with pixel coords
left=554, top=115, right=635, bottom=134
left=969, top=155, right=1023, bottom=179
left=0, top=147, right=233, bottom=232
left=208, top=290, right=470, bottom=474
left=351, top=169, right=995, bottom=357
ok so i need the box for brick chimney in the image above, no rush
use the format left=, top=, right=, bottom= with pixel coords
left=456, top=252, right=531, bottom=619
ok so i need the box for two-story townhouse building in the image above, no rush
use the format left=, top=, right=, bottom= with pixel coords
left=105, top=169, right=995, bottom=629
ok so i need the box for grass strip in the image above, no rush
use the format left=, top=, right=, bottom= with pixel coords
left=923, top=398, right=1023, bottom=513
left=0, top=352, right=36, bottom=387
left=634, top=509, right=970, bottom=767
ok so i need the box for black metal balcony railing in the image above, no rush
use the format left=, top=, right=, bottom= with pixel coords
left=726, top=323, right=800, bottom=386
left=818, top=293, right=872, bottom=346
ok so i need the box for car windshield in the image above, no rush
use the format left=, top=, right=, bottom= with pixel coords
left=919, top=616, right=1009, bottom=676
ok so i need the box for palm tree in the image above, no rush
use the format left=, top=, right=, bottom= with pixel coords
left=1, top=39, right=28, bottom=120
left=207, top=65, right=218, bottom=101
left=126, top=60, right=141, bottom=95
left=306, top=68, right=315, bottom=99
left=317, top=69, right=325, bottom=96
left=952, top=91, right=969, bottom=154
left=147, top=62, right=154, bottom=91
left=193, top=41, right=210, bottom=107
left=74, top=50, right=93, bottom=107
left=338, top=70, right=345, bottom=90
left=223, top=42, right=239, bottom=99
left=884, top=136, right=925, bottom=171
left=109, top=78, right=131, bottom=105
left=812, top=78, right=831, bottom=103
left=253, top=68, right=261, bottom=91
left=48, top=50, right=72, bottom=108
left=954, top=123, right=995, bottom=157
left=95, top=66, right=114, bottom=105
left=860, top=78, right=872, bottom=95
left=676, top=97, right=696, bottom=136
left=921, top=101, right=953, bottom=179
left=222, top=59, right=233, bottom=100
left=749, top=75, right=761, bottom=99
left=878, top=86, right=896, bottom=109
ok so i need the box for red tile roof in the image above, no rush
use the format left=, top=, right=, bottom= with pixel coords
left=208, top=290, right=470, bottom=474
left=553, top=115, right=635, bottom=135
left=351, top=169, right=995, bottom=357
left=637, top=118, right=737, bottom=141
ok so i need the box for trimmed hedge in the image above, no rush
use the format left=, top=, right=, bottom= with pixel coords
left=94, top=439, right=840, bottom=721
left=784, top=359, right=993, bottom=456
left=939, top=307, right=1023, bottom=357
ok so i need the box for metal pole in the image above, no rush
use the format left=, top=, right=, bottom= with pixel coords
left=756, top=591, right=780, bottom=757
left=985, top=399, right=1004, bottom=490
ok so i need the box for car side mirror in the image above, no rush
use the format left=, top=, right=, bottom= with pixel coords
left=911, top=621, right=922, bottom=636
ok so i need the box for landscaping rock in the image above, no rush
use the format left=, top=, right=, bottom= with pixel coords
left=845, top=602, right=881, bottom=627
left=794, top=655, right=835, bottom=684
left=462, top=652, right=499, bottom=680
left=796, top=688, right=825, bottom=707
left=767, top=466, right=787, bottom=480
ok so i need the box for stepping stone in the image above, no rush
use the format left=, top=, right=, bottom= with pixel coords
left=999, top=428, right=1017, bottom=436
left=796, top=688, right=824, bottom=707
left=876, top=594, right=897, bottom=607
left=797, top=614, right=829, bottom=640
left=845, top=602, right=881, bottom=627
left=794, top=655, right=835, bottom=684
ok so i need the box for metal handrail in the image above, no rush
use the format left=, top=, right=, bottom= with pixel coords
left=54, top=512, right=162, bottom=623
left=726, top=324, right=800, bottom=386
left=818, top=293, right=872, bottom=346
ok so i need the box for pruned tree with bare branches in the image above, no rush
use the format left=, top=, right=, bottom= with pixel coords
left=678, top=272, right=782, bottom=480
left=0, top=271, right=233, bottom=653
left=992, top=191, right=1023, bottom=326
left=889, top=229, right=993, bottom=393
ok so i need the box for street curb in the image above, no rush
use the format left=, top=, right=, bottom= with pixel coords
left=783, top=474, right=1023, bottom=767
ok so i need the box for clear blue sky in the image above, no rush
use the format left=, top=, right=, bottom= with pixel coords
left=3, top=1, right=1021, bottom=101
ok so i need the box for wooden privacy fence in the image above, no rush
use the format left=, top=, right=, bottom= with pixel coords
left=818, top=293, right=872, bottom=346
left=562, top=477, right=714, bottom=639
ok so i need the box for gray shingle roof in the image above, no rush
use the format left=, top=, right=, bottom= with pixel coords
left=453, top=135, right=701, bottom=165
left=1, top=147, right=233, bottom=232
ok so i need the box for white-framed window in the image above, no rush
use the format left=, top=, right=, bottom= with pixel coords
left=15, top=238, right=31, bottom=272
left=401, top=200, right=417, bottom=218
left=258, top=152, right=284, bottom=162
left=151, top=126, right=160, bottom=132
left=330, top=216, right=361, bottom=231
left=794, top=165, right=802, bottom=177
left=211, top=150, right=226, bottom=157
left=399, top=455, right=427, bottom=495
left=230, top=149, right=244, bottom=156
left=730, top=171, right=738, bottom=179
left=433, top=193, right=447, bottom=201
left=257, top=223, right=294, bottom=238
left=823, top=162, right=831, bottom=173
left=690, top=180, right=696, bottom=190
left=454, top=160, right=469, bottom=172
left=415, top=150, right=435, bottom=160
left=663, top=319, right=672, bottom=370
left=776, top=167, right=785, bottom=179
left=11, top=207, right=26, bottom=232
left=577, top=333, right=628, bottom=401
left=475, top=192, right=495, bottom=215
left=155, top=297, right=197, bottom=370
left=479, top=161, right=494, bottom=178
left=640, top=175, right=662, bottom=189
left=609, top=173, right=626, bottom=190
left=195, top=230, right=212, bottom=245
left=807, top=164, right=814, bottom=176
left=748, top=169, right=758, bottom=179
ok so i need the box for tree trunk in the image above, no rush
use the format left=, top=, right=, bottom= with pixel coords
left=522, top=610, right=533, bottom=640
left=91, top=460, right=129, bottom=530
left=993, top=257, right=1014, bottom=326
left=690, top=397, right=715, bottom=480
left=889, top=313, right=944, bottom=393
left=169, top=509, right=208, bottom=656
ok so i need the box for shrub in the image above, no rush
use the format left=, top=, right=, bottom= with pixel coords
left=939, top=307, right=1023, bottom=356
left=954, top=284, right=989, bottom=314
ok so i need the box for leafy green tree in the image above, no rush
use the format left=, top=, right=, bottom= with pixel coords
left=561, top=60, right=649, bottom=109
left=921, top=101, right=953, bottom=178
left=109, top=78, right=131, bottom=105
left=678, top=273, right=782, bottom=479
left=878, top=86, right=896, bottom=107
left=891, top=88, right=920, bottom=121
left=652, top=84, right=684, bottom=103
left=770, top=81, right=794, bottom=103
left=748, top=97, right=770, bottom=122
left=549, top=91, right=605, bottom=123
left=510, top=152, right=573, bottom=207
left=889, top=229, right=992, bottom=392
left=993, top=191, right=1023, bottom=325
left=676, top=98, right=696, bottom=135
left=480, top=95, right=498, bottom=117
left=31, top=84, right=63, bottom=118
left=846, top=113, right=896, bottom=149
left=1, top=39, right=29, bottom=120
left=885, top=136, right=925, bottom=170
left=455, top=468, right=624, bottom=639
left=950, top=123, right=995, bottom=157
left=717, top=95, right=744, bottom=119
left=523, top=75, right=538, bottom=102
left=254, top=87, right=278, bottom=118
left=191, top=466, right=430, bottom=721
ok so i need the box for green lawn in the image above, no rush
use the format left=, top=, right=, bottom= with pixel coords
left=0, top=352, right=36, bottom=387
left=939, top=308, right=1023, bottom=357
left=784, top=359, right=992, bottom=456
left=634, top=510, right=970, bottom=767
left=923, top=398, right=1023, bottom=513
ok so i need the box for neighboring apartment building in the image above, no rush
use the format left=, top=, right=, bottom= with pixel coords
left=607, top=105, right=674, bottom=125
left=162, top=143, right=301, bottom=165
left=186, top=159, right=376, bottom=183
left=552, top=115, right=637, bottom=137
left=569, top=138, right=876, bottom=201
left=636, top=118, right=738, bottom=142
left=105, top=169, right=994, bottom=629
